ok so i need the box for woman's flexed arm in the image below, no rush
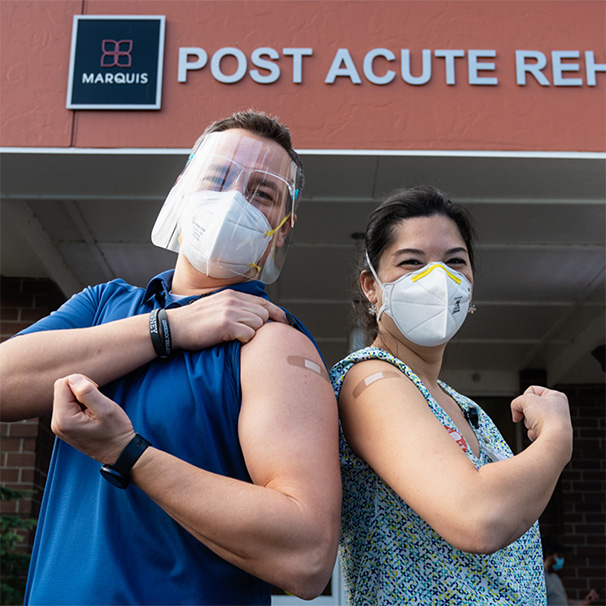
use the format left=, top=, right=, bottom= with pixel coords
left=339, top=360, right=572, bottom=554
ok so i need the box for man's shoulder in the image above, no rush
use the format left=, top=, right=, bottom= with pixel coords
left=84, top=278, right=146, bottom=310
left=247, top=320, right=313, bottom=350
left=241, top=320, right=325, bottom=373
left=96, top=278, right=141, bottom=295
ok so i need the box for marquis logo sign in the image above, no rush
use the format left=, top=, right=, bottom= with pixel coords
left=101, top=40, right=133, bottom=68
left=67, top=15, right=165, bottom=110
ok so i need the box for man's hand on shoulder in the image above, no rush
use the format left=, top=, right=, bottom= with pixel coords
left=167, top=290, right=288, bottom=350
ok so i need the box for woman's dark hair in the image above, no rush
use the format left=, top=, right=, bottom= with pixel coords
left=353, top=185, right=477, bottom=344
left=199, top=109, right=305, bottom=197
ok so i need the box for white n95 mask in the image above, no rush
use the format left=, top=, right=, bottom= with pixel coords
left=180, top=190, right=287, bottom=279
left=367, top=254, right=472, bottom=347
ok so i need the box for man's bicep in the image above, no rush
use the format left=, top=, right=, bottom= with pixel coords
left=239, top=323, right=339, bottom=497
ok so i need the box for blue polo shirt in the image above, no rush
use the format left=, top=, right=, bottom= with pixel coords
left=23, top=270, right=315, bottom=606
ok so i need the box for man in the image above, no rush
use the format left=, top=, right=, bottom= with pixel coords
left=542, top=536, right=599, bottom=606
left=0, top=110, right=341, bottom=605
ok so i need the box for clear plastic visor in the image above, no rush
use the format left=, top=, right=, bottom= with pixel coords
left=152, top=131, right=299, bottom=253
left=151, top=130, right=299, bottom=283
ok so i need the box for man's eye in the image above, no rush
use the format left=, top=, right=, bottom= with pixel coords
left=198, top=163, right=237, bottom=190
left=199, top=172, right=230, bottom=190
left=250, top=188, right=278, bottom=206
left=199, top=177, right=222, bottom=190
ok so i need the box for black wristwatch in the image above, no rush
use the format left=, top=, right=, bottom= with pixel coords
left=100, top=434, right=151, bottom=489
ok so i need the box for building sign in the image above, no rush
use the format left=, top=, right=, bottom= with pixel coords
left=66, top=15, right=165, bottom=110
left=177, top=46, right=605, bottom=88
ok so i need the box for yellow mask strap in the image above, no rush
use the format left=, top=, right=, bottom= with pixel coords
left=264, top=213, right=291, bottom=238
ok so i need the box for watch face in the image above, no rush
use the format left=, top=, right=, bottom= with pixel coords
left=100, top=465, right=129, bottom=489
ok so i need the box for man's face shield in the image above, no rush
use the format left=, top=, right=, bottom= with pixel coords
left=152, top=130, right=300, bottom=283
left=195, top=154, right=296, bottom=224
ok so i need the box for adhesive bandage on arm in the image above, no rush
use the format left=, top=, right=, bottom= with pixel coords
left=286, top=355, right=330, bottom=382
left=352, top=370, right=402, bottom=398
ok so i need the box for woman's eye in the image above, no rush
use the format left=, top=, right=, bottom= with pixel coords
left=399, top=258, right=423, bottom=266
left=446, top=257, right=467, bottom=266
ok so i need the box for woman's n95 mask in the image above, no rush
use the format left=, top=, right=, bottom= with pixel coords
left=367, top=253, right=472, bottom=347
left=180, top=190, right=286, bottom=279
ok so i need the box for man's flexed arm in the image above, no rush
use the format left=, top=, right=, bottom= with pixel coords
left=0, top=290, right=287, bottom=421
left=130, top=322, right=341, bottom=598
left=50, top=321, right=341, bottom=599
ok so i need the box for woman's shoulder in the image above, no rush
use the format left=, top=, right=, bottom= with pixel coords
left=331, top=346, right=410, bottom=377
left=330, top=346, right=400, bottom=392
left=330, top=346, right=430, bottom=405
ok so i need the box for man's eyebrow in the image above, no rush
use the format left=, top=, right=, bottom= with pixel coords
left=207, top=160, right=230, bottom=173
left=253, top=175, right=279, bottom=191
left=248, top=172, right=283, bottom=190
left=248, top=175, right=291, bottom=201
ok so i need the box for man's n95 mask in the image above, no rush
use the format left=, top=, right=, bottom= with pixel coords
left=152, top=130, right=300, bottom=283
left=179, top=190, right=288, bottom=279
left=367, top=254, right=472, bottom=347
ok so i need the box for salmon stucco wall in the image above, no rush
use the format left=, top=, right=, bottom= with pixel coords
left=1, top=0, right=604, bottom=152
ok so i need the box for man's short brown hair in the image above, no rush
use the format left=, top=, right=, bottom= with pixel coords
left=198, top=109, right=305, bottom=197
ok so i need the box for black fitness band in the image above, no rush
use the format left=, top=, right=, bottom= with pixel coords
left=100, top=434, right=151, bottom=489
left=149, top=308, right=172, bottom=358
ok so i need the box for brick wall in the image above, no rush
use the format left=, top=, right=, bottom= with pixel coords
left=0, top=418, right=54, bottom=528
left=0, top=277, right=64, bottom=550
left=539, top=383, right=606, bottom=605
left=0, top=277, right=65, bottom=342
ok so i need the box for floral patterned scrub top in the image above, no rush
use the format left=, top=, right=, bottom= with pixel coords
left=330, top=347, right=546, bottom=606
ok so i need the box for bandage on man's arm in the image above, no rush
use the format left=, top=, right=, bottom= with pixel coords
left=287, top=355, right=330, bottom=382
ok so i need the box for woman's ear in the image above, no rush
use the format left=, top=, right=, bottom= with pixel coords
left=360, top=270, right=377, bottom=305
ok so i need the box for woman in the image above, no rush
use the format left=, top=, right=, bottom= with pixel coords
left=330, top=186, right=573, bottom=605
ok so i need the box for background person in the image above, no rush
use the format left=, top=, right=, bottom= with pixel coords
left=330, top=186, right=574, bottom=605
left=543, top=536, right=600, bottom=606
left=0, top=110, right=341, bottom=605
